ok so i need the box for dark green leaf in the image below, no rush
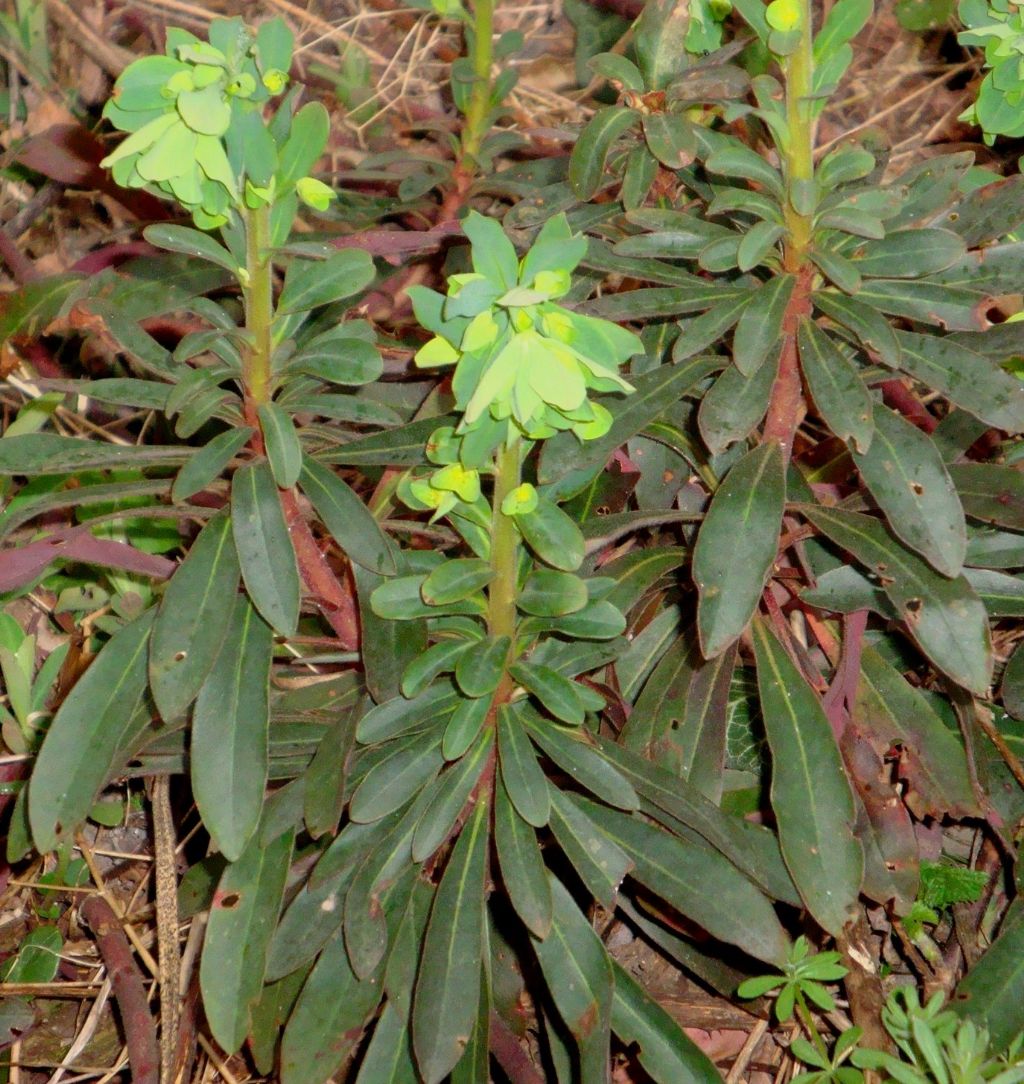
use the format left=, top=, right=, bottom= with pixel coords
left=171, top=427, right=253, bottom=503
left=935, top=174, right=1024, bottom=247
left=533, top=876, right=614, bottom=1083
left=494, top=776, right=552, bottom=938
left=200, top=828, right=293, bottom=1055
left=801, top=504, right=993, bottom=693
left=736, top=273, right=793, bottom=375
left=678, top=643, right=737, bottom=803
left=299, top=455, right=397, bottom=575
left=231, top=461, right=300, bottom=636
left=895, top=332, right=1024, bottom=432
left=354, top=558, right=428, bottom=703
left=697, top=348, right=778, bottom=454
left=412, top=799, right=489, bottom=1084
left=412, top=731, right=493, bottom=861
left=548, top=787, right=632, bottom=908
left=847, top=228, right=964, bottom=278
left=693, top=442, right=786, bottom=657
left=515, top=497, right=585, bottom=571
left=752, top=617, right=862, bottom=934
left=456, top=635, right=511, bottom=698
left=277, top=249, right=376, bottom=314
left=569, top=106, right=637, bottom=199
left=634, top=0, right=691, bottom=88
left=611, top=961, right=721, bottom=1084
left=1003, top=641, right=1024, bottom=719
left=642, top=112, right=696, bottom=169
left=855, top=279, right=985, bottom=331
left=951, top=907, right=1024, bottom=1051
left=949, top=464, right=1024, bottom=530
left=258, top=401, right=303, bottom=489
left=518, top=570, right=589, bottom=617
left=853, top=404, right=966, bottom=577
left=354, top=1003, right=419, bottom=1084
left=498, top=703, right=551, bottom=827
left=524, top=711, right=639, bottom=811
left=144, top=223, right=240, bottom=275
left=511, top=661, right=585, bottom=726
left=192, top=594, right=273, bottom=861
left=797, top=319, right=874, bottom=452
left=0, top=434, right=191, bottom=475
left=277, top=102, right=330, bottom=188
left=421, top=557, right=494, bottom=606
left=813, top=289, right=901, bottom=367
left=149, top=509, right=240, bottom=722
left=443, top=694, right=492, bottom=760
left=348, top=732, right=444, bottom=823
left=29, top=612, right=154, bottom=853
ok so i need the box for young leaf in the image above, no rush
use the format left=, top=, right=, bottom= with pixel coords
left=299, top=456, right=396, bottom=575
left=412, top=799, right=489, bottom=1084
left=29, top=612, right=154, bottom=853
left=276, top=101, right=330, bottom=189
left=149, top=509, right=240, bottom=722
left=192, top=593, right=273, bottom=861
left=797, top=319, right=874, bottom=452
left=231, top=460, right=301, bottom=636
left=693, top=442, right=786, bottom=657
left=852, top=404, right=966, bottom=578
left=752, top=617, right=863, bottom=935
left=494, top=776, right=552, bottom=938
left=200, top=828, right=293, bottom=1055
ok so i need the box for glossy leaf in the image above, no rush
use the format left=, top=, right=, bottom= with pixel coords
left=533, top=875, right=614, bottom=1083
left=802, top=504, right=992, bottom=693
left=421, top=557, right=493, bottom=606
left=29, top=612, right=154, bottom=852
left=515, top=497, right=585, bottom=572
left=752, top=617, right=862, bottom=934
left=299, top=456, right=396, bottom=575
left=356, top=683, right=459, bottom=744
left=797, top=319, right=874, bottom=452
left=443, top=694, right=492, bottom=760
left=144, top=222, right=239, bottom=275
left=200, top=828, right=293, bottom=1055
left=149, top=509, right=240, bottom=722
left=231, top=461, right=300, bottom=636
left=192, top=594, right=273, bottom=861
left=494, top=776, right=552, bottom=938
left=412, top=799, right=489, bottom=1084
left=693, top=442, right=786, bottom=657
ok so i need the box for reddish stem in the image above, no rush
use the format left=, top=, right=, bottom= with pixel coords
left=81, top=895, right=159, bottom=1084
left=762, top=267, right=814, bottom=461
left=279, top=488, right=360, bottom=651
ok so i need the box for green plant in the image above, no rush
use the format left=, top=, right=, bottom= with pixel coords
left=4, top=0, right=1024, bottom=1080
left=958, top=0, right=1024, bottom=142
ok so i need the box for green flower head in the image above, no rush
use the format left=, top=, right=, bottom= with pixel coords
left=407, top=211, right=640, bottom=444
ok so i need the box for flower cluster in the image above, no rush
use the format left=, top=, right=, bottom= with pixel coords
left=400, top=212, right=640, bottom=517
left=100, top=17, right=331, bottom=227
left=958, top=0, right=1024, bottom=141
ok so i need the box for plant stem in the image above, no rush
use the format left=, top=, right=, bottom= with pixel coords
left=242, top=203, right=274, bottom=416
left=796, top=989, right=830, bottom=1064
left=461, top=0, right=495, bottom=164
left=782, top=0, right=815, bottom=270
left=487, top=435, right=521, bottom=646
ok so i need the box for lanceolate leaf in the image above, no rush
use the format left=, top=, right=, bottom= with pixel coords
left=354, top=1003, right=419, bottom=1084
left=299, top=456, right=396, bottom=574
left=192, top=594, right=273, bottom=861
left=547, top=788, right=632, bottom=909
left=697, top=349, right=778, bottom=454
left=812, top=289, right=901, bottom=367
left=533, top=875, right=614, bottom=1083
left=854, top=645, right=979, bottom=818
left=752, top=618, right=863, bottom=934
left=277, top=248, right=376, bottom=314
left=29, top=611, right=154, bottom=853
left=634, top=0, right=691, bottom=89
left=733, top=274, right=793, bottom=376
left=611, top=962, right=720, bottom=1084
left=149, top=509, right=240, bottom=722
left=693, top=442, right=786, bottom=657
left=258, top=401, right=303, bottom=489
left=951, top=910, right=1024, bottom=1051
left=801, top=504, right=993, bottom=693
left=853, top=404, right=966, bottom=577
left=568, top=106, right=637, bottom=200
left=895, top=332, right=1024, bottom=436
left=412, top=799, right=489, bottom=1084
left=171, top=426, right=253, bottom=503
left=231, top=461, right=301, bottom=636
left=797, top=319, right=874, bottom=452
left=498, top=704, right=551, bottom=827
left=948, top=463, right=1024, bottom=531
left=494, top=776, right=552, bottom=938
left=678, top=643, right=737, bottom=803
left=201, top=828, right=293, bottom=1056
left=0, top=433, right=191, bottom=474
